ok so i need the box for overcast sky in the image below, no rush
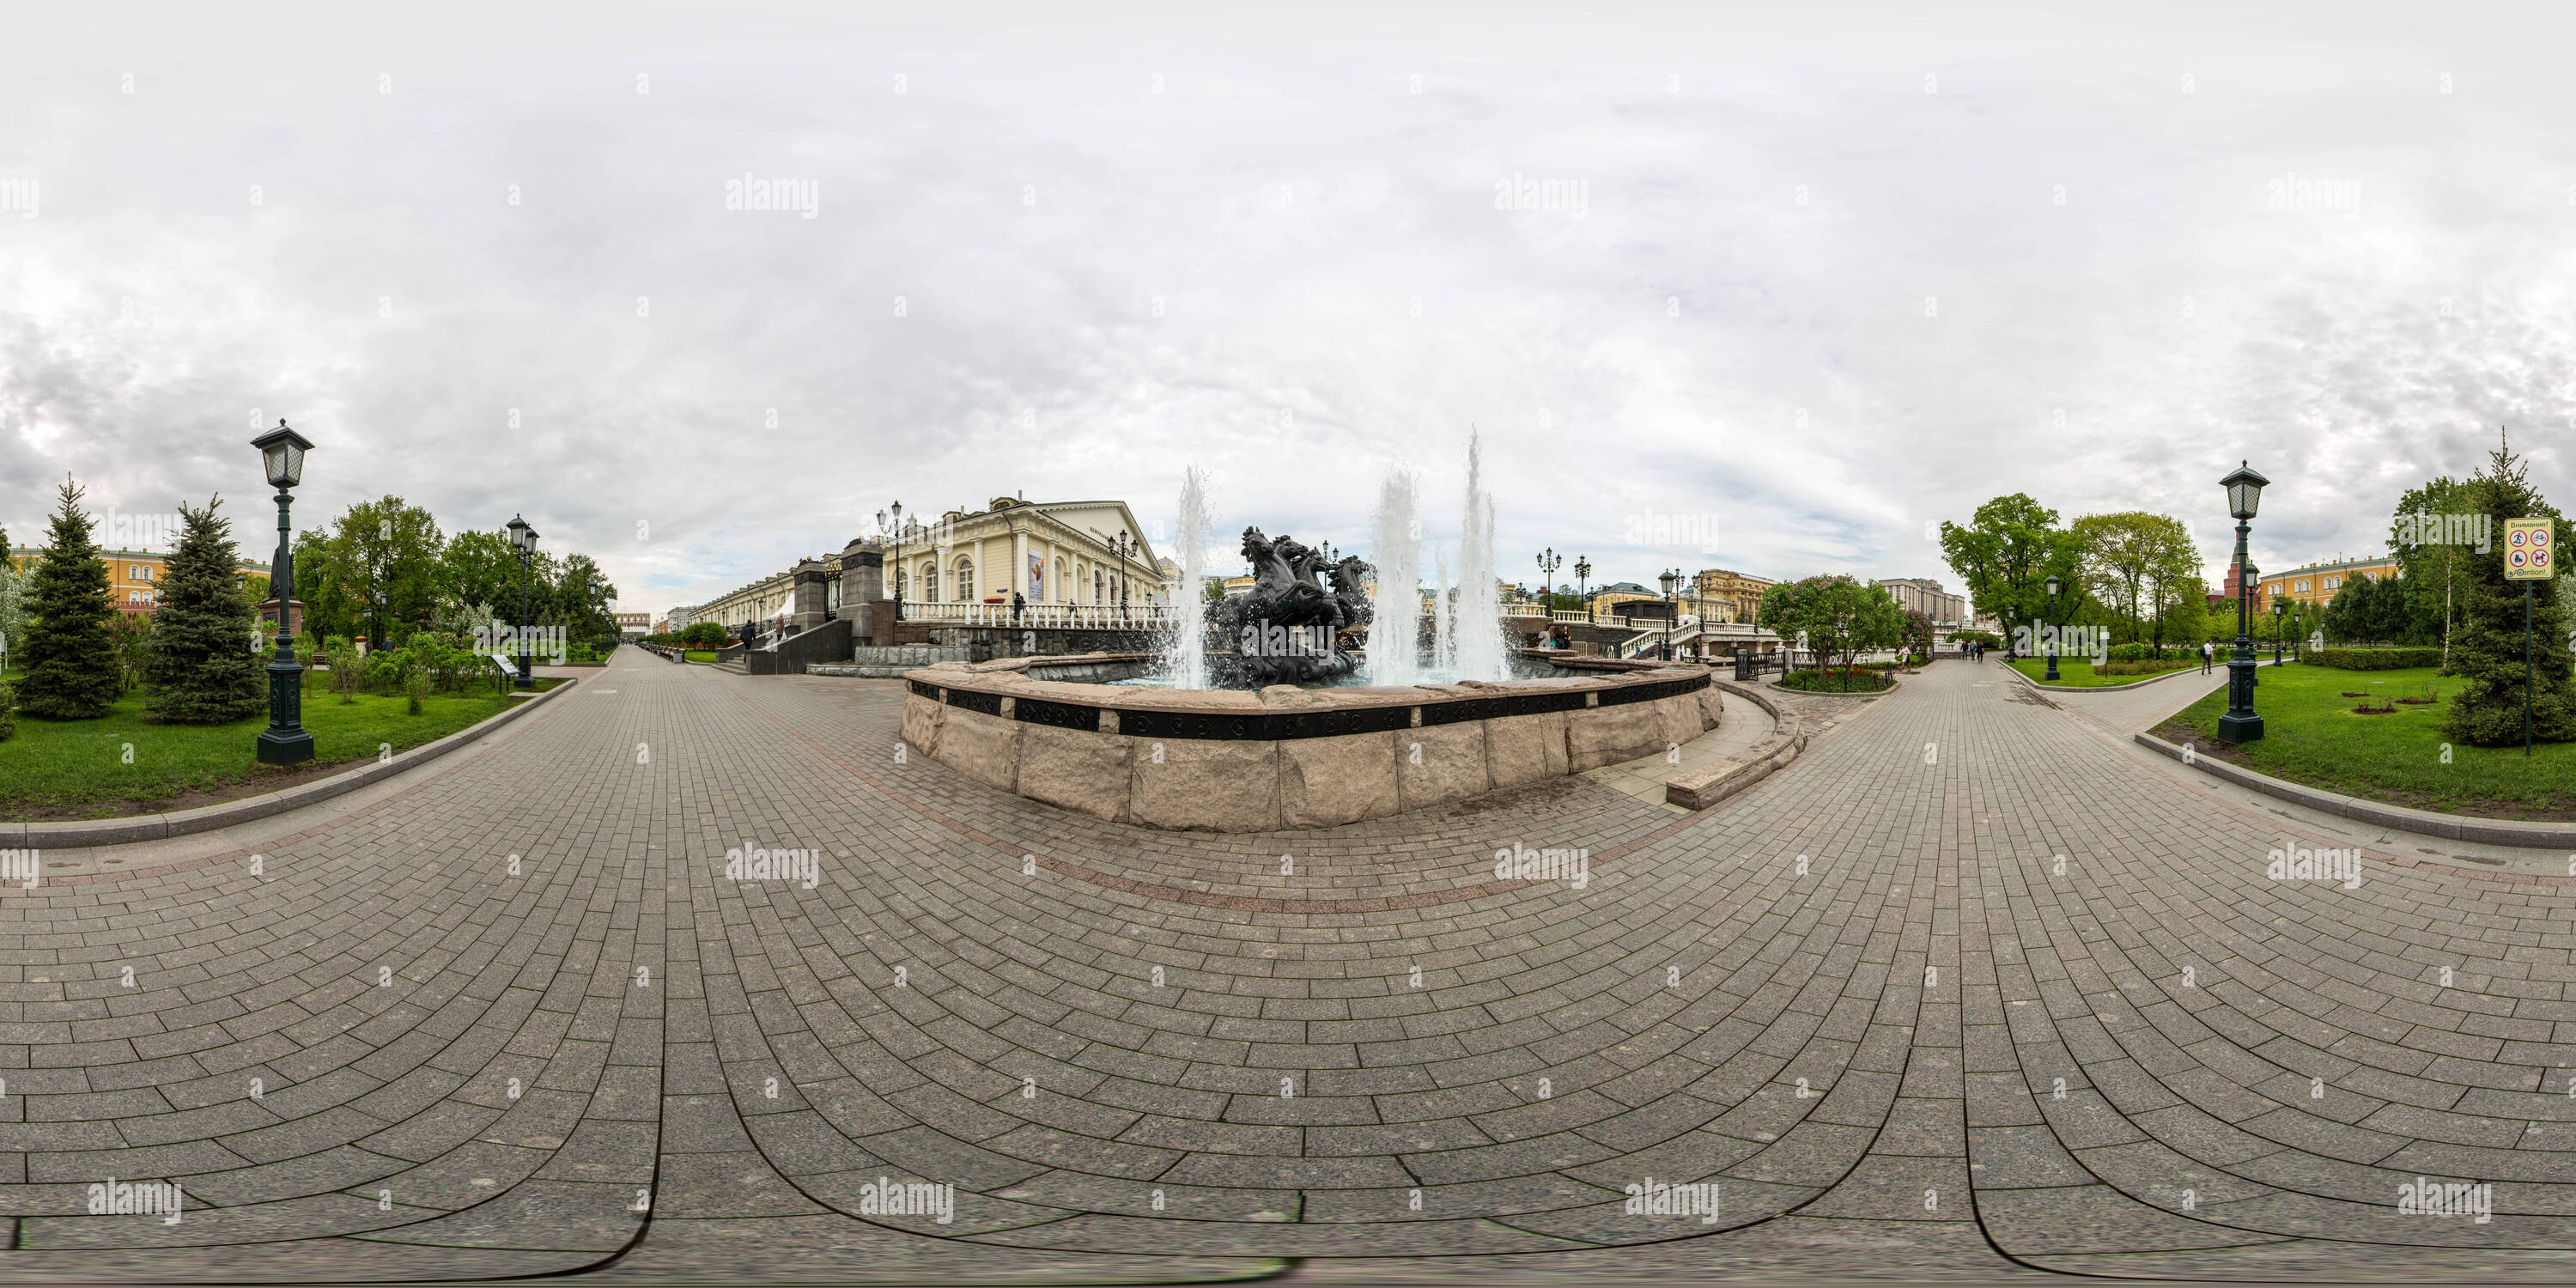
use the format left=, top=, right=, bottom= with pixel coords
left=4, top=1, right=2571, bottom=616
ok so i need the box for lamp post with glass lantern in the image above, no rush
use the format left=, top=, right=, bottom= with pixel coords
left=2272, top=596, right=2287, bottom=665
left=1573, top=556, right=1592, bottom=621
left=1658, top=568, right=1680, bottom=660
left=1536, top=549, right=1561, bottom=609
left=252, top=421, right=317, bottom=765
left=2216, top=461, right=2270, bottom=743
left=2044, top=574, right=2063, bottom=682
left=876, top=501, right=906, bottom=620
left=507, top=515, right=539, bottom=691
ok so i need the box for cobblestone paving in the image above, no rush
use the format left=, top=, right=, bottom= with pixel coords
left=9, top=655, right=2576, bottom=1282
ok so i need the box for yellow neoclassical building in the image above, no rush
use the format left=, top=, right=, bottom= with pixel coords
left=2257, top=553, right=2402, bottom=610
left=885, top=496, right=1164, bottom=612
left=8, top=546, right=270, bottom=616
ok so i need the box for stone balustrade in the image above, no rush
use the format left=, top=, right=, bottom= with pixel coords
left=901, top=656, right=1721, bottom=831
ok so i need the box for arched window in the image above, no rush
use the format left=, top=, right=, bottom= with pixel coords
left=1094, top=569, right=1104, bottom=604
left=1054, top=558, right=1066, bottom=604
left=920, top=561, right=938, bottom=602
left=953, top=556, right=975, bottom=602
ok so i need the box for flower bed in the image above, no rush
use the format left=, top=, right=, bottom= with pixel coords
left=1779, top=667, right=1893, bottom=693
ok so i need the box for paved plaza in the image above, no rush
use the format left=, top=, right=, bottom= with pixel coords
left=7, top=655, right=2576, bottom=1283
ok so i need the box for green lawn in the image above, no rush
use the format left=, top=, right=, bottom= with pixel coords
left=2160, top=662, right=2576, bottom=818
left=684, top=649, right=722, bottom=663
left=0, top=681, right=531, bottom=817
left=2006, top=658, right=2204, bottom=688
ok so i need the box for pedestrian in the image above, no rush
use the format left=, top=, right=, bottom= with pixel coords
left=2200, top=640, right=2213, bottom=673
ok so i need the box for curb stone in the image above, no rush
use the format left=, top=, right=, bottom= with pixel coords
left=1665, top=679, right=1812, bottom=810
left=15, top=676, right=583, bottom=849
left=2002, top=659, right=2219, bottom=694
left=2133, top=728, right=2576, bottom=850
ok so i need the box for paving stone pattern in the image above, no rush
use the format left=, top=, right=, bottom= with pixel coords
left=5, top=657, right=2570, bottom=1282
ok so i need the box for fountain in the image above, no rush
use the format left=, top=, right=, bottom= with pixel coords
left=1157, top=466, right=1217, bottom=690
left=1452, top=430, right=1505, bottom=682
left=1367, top=469, right=1423, bottom=687
left=896, top=431, right=1725, bottom=831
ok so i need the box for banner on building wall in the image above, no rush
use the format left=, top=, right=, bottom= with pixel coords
left=1029, top=553, right=1044, bottom=598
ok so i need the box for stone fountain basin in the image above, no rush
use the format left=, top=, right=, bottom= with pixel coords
left=900, top=653, right=1722, bottom=831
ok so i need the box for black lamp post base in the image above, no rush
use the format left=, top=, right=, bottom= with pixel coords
left=257, top=728, right=317, bottom=765
left=2216, top=711, right=2265, bottom=744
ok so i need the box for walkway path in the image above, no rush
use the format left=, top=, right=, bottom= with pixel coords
left=9, top=656, right=2572, bottom=1282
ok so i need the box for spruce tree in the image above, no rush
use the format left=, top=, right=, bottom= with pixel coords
left=143, top=496, right=267, bottom=724
left=18, top=477, right=123, bottom=720
left=2442, top=433, right=2574, bottom=746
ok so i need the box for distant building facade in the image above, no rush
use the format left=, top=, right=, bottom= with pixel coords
left=2254, top=554, right=2401, bottom=610
left=1878, top=577, right=1968, bottom=627
left=1692, top=568, right=1777, bottom=624
left=884, top=496, right=1163, bottom=612
left=8, top=545, right=269, bottom=617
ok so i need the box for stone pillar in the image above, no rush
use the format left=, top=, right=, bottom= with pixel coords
left=840, top=540, right=885, bottom=644
left=790, top=561, right=829, bottom=634
left=1012, top=527, right=1031, bottom=609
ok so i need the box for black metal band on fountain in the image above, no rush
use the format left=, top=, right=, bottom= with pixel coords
left=1206, top=527, right=1375, bottom=687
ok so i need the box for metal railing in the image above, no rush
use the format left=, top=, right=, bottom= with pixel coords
left=901, top=600, right=1181, bottom=629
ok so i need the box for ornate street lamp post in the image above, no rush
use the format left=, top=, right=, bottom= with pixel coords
left=1536, top=549, right=1561, bottom=608
left=1113, top=531, right=1139, bottom=612
left=1573, top=556, right=1592, bottom=621
left=1658, top=568, right=1680, bottom=661
left=876, top=501, right=906, bottom=620
left=2043, top=574, right=2062, bottom=682
left=2272, top=596, right=2287, bottom=665
left=2216, top=461, right=2270, bottom=743
left=252, top=420, right=316, bottom=765
left=507, top=514, right=539, bottom=691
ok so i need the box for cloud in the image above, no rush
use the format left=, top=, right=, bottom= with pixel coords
left=3, top=1, right=2568, bottom=611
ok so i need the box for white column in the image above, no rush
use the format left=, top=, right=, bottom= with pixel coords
left=1012, top=527, right=1030, bottom=604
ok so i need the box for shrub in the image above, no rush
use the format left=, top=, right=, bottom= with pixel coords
left=0, top=677, right=15, bottom=743
left=324, top=643, right=364, bottom=703
left=404, top=670, right=429, bottom=715
left=2311, top=647, right=2443, bottom=671
left=1779, top=667, right=1893, bottom=693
